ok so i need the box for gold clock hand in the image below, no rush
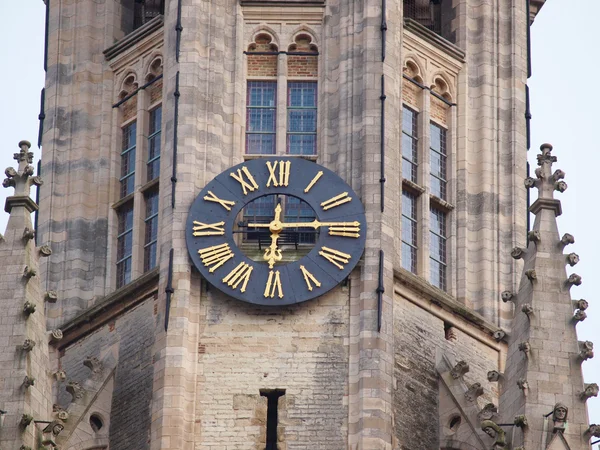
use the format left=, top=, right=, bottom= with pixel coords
left=263, top=233, right=283, bottom=269
left=278, top=220, right=360, bottom=229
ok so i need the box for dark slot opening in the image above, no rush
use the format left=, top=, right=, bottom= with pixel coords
left=260, top=389, right=285, bottom=450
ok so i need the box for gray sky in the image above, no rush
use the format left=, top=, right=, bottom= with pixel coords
left=2, top=0, right=600, bottom=426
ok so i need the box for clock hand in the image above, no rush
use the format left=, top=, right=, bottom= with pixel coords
left=246, top=219, right=360, bottom=229
left=262, top=202, right=283, bottom=269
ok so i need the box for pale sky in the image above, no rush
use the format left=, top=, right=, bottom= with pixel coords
left=2, top=0, right=600, bottom=427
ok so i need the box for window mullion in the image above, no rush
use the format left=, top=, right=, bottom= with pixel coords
left=277, top=53, right=287, bottom=155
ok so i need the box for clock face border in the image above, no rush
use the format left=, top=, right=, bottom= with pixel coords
left=185, top=157, right=367, bottom=306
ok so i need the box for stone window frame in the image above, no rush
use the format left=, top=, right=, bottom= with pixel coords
left=401, top=56, right=456, bottom=294
left=111, top=55, right=163, bottom=289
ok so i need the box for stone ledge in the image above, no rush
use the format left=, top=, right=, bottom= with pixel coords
left=5, top=195, right=38, bottom=213
left=104, top=16, right=164, bottom=61
left=57, top=268, right=159, bottom=350
left=394, top=268, right=503, bottom=339
left=404, top=18, right=466, bottom=62
left=530, top=197, right=562, bottom=217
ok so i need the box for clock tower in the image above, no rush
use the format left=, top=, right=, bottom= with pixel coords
left=4, top=0, right=595, bottom=449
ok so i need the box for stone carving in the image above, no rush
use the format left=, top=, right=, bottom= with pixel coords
left=23, top=266, right=36, bottom=279
left=23, top=376, right=35, bottom=388
left=45, top=291, right=58, bottom=303
left=41, top=419, right=65, bottom=447
left=524, top=176, right=536, bottom=188
left=20, top=413, right=33, bottom=428
left=481, top=420, right=506, bottom=448
left=517, top=379, right=529, bottom=392
left=19, top=446, right=32, bottom=450
left=525, top=269, right=537, bottom=281
left=521, top=303, right=533, bottom=316
left=31, top=176, right=43, bottom=187
left=528, top=230, right=541, bottom=242
left=579, top=341, right=594, bottom=361
left=84, top=356, right=103, bottom=377
left=553, top=169, right=566, bottom=180
left=501, top=291, right=514, bottom=303
left=493, top=330, right=505, bottom=341
left=22, top=339, right=36, bottom=352
left=39, top=244, right=52, bottom=257
left=587, top=424, right=600, bottom=437
left=50, top=329, right=63, bottom=343
left=511, top=247, right=525, bottom=259
left=57, top=409, right=69, bottom=421
left=450, top=360, right=469, bottom=379
left=518, top=342, right=530, bottom=354
left=66, top=381, right=85, bottom=401
left=561, top=233, right=575, bottom=246
left=53, top=370, right=67, bottom=382
left=573, top=310, right=587, bottom=322
left=478, top=403, right=498, bottom=421
left=22, top=227, right=35, bottom=241
left=552, top=402, right=568, bottom=432
left=445, top=326, right=458, bottom=342
left=465, top=383, right=484, bottom=402
left=23, top=301, right=36, bottom=315
left=581, top=383, right=599, bottom=400
left=574, top=299, right=589, bottom=311
left=514, top=415, right=528, bottom=428
left=567, top=252, right=580, bottom=266
left=537, top=144, right=557, bottom=165
left=487, top=371, right=501, bottom=382
left=554, top=180, right=568, bottom=192
left=567, top=273, right=582, bottom=286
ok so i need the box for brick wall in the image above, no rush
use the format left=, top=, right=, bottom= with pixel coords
left=247, top=37, right=277, bottom=77
left=121, top=95, right=137, bottom=123
left=402, top=81, right=420, bottom=109
left=147, top=78, right=163, bottom=105
left=431, top=96, right=448, bottom=126
left=287, top=55, right=318, bottom=78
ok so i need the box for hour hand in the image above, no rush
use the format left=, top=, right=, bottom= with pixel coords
left=279, top=220, right=361, bottom=238
left=264, top=234, right=283, bottom=269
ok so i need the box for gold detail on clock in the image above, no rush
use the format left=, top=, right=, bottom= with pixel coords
left=321, top=192, right=352, bottom=211
left=230, top=166, right=259, bottom=195
left=319, top=246, right=351, bottom=270
left=223, top=262, right=253, bottom=292
left=204, top=191, right=236, bottom=211
left=300, top=265, right=321, bottom=291
left=304, top=171, right=323, bottom=193
left=264, top=270, right=283, bottom=298
left=192, top=221, right=225, bottom=236
left=198, top=243, right=234, bottom=272
left=266, top=161, right=291, bottom=187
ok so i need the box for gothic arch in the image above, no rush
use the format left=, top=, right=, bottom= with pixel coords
left=117, top=71, right=139, bottom=100
left=288, top=28, right=318, bottom=52
left=403, top=55, right=425, bottom=84
left=430, top=71, right=454, bottom=102
left=144, top=53, right=163, bottom=83
left=248, top=27, right=279, bottom=52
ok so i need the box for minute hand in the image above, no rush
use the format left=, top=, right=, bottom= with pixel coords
left=246, top=220, right=360, bottom=229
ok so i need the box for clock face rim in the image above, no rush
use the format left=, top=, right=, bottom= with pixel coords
left=185, top=157, right=367, bottom=306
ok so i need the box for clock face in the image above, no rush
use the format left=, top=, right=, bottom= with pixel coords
left=185, top=157, right=367, bottom=305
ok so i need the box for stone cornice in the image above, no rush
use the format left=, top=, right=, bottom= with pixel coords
left=104, top=15, right=164, bottom=62
left=404, top=18, right=466, bottom=63
left=529, top=197, right=562, bottom=216
left=5, top=195, right=38, bottom=214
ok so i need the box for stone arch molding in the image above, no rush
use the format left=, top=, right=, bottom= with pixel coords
left=144, top=53, right=163, bottom=82
left=288, top=26, right=319, bottom=51
left=118, top=71, right=139, bottom=99
left=403, top=55, right=425, bottom=84
left=248, top=26, right=279, bottom=52
left=430, top=71, right=454, bottom=102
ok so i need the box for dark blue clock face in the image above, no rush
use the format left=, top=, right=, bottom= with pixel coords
left=185, top=157, right=367, bottom=306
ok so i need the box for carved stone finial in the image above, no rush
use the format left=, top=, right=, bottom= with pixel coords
left=501, top=291, right=514, bottom=303
left=45, top=291, right=58, bottom=303
left=23, top=376, right=35, bottom=388
left=579, top=341, right=594, bottom=361
left=23, top=301, right=36, bottom=315
left=524, top=176, right=536, bottom=188
left=53, top=370, right=67, bottom=382
left=537, top=143, right=556, bottom=164
left=561, top=233, right=575, bottom=246
left=518, top=342, right=530, bottom=354
left=535, top=167, right=543, bottom=179
left=481, top=420, right=506, bottom=448
left=22, top=339, right=36, bottom=352
left=511, top=247, right=525, bottom=259
left=20, top=413, right=34, bottom=428
left=514, top=415, right=528, bottom=428
left=521, top=303, right=534, bottom=316
left=39, top=244, right=52, bottom=257
left=23, top=265, right=36, bottom=279
left=493, top=330, right=505, bottom=342
left=487, top=370, right=501, bottom=382
left=552, top=402, right=568, bottom=432
left=581, top=383, right=599, bottom=400
left=22, top=227, right=35, bottom=241
left=66, top=381, right=85, bottom=401
left=554, top=180, right=568, bottom=192
left=574, top=299, right=589, bottom=311
left=567, top=273, right=582, bottom=286
left=478, top=403, right=498, bottom=421
left=586, top=424, right=600, bottom=437
left=50, top=329, right=63, bottom=343
left=525, top=269, right=537, bottom=281
left=553, top=169, right=566, bottom=180
left=450, top=360, right=469, bottom=379
left=573, top=310, right=587, bottom=322
left=465, top=382, right=484, bottom=402
left=528, top=230, right=541, bottom=242
left=567, top=252, right=580, bottom=266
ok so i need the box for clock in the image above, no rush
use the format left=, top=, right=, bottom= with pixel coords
left=185, top=157, right=367, bottom=305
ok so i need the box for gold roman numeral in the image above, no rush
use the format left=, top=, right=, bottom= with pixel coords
left=222, top=262, right=253, bottom=292
left=300, top=265, right=321, bottom=291
left=266, top=161, right=291, bottom=187
left=230, top=166, right=259, bottom=195
left=304, top=171, right=323, bottom=193
left=264, top=270, right=283, bottom=298
left=319, top=246, right=351, bottom=270
left=204, top=191, right=236, bottom=211
left=198, top=243, right=234, bottom=272
left=328, top=224, right=360, bottom=238
left=193, top=221, right=225, bottom=236
left=321, top=192, right=352, bottom=211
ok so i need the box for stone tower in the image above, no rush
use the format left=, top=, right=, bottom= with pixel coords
left=0, top=0, right=594, bottom=448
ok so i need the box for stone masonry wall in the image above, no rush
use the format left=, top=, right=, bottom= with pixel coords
left=195, top=287, right=349, bottom=449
